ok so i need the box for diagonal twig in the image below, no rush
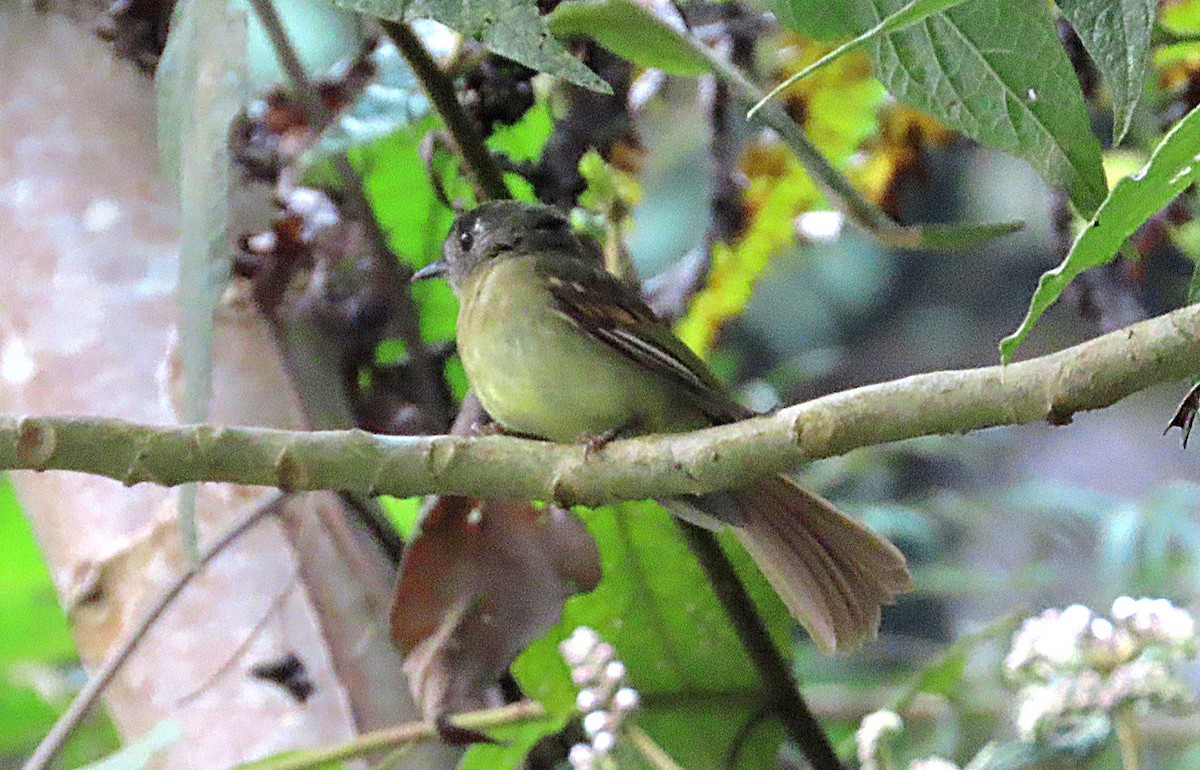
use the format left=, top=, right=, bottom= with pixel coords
left=22, top=496, right=286, bottom=770
left=248, top=0, right=452, bottom=432
left=678, top=522, right=846, bottom=770
left=238, top=700, right=546, bottom=770
left=382, top=21, right=509, bottom=203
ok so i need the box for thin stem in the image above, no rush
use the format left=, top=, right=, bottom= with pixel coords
left=21, top=497, right=284, bottom=770
left=338, top=490, right=406, bottom=563
left=382, top=21, right=510, bottom=202
left=367, top=745, right=413, bottom=770
left=1153, top=23, right=1200, bottom=47
left=675, top=25, right=894, bottom=233
left=245, top=701, right=544, bottom=770
left=248, top=0, right=452, bottom=432
left=246, top=0, right=329, bottom=124
left=627, top=725, right=685, bottom=770
left=1114, top=705, right=1142, bottom=770
left=676, top=523, right=846, bottom=770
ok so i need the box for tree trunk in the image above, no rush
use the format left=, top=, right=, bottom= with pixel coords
left=0, top=9, right=454, bottom=767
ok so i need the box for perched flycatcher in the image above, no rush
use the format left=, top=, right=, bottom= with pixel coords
left=413, top=200, right=911, bottom=652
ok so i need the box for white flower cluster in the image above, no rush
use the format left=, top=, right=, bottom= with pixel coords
left=1005, top=597, right=1198, bottom=741
left=857, top=710, right=902, bottom=770
left=856, top=709, right=960, bottom=770
left=559, top=626, right=640, bottom=770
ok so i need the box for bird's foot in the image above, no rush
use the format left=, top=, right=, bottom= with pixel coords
left=474, top=420, right=510, bottom=437
left=579, top=414, right=646, bottom=460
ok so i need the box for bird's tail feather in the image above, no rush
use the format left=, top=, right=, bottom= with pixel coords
left=686, top=476, right=911, bottom=653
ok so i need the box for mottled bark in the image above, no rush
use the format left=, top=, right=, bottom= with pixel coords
left=0, top=11, right=452, bottom=768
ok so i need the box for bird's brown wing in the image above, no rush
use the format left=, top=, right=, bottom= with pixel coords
left=534, top=253, right=750, bottom=425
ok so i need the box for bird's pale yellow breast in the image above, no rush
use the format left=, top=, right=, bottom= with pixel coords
left=456, top=255, right=682, bottom=442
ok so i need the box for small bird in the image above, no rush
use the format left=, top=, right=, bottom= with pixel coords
left=412, top=200, right=911, bottom=652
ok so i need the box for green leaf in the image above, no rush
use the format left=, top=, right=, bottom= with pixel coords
left=487, top=97, right=555, bottom=201
left=511, top=503, right=792, bottom=770
left=763, top=0, right=858, bottom=40
left=843, top=0, right=1107, bottom=217
left=1000, top=102, right=1200, bottom=362
left=545, top=0, right=710, bottom=75
left=0, top=477, right=76, bottom=752
left=752, top=0, right=974, bottom=116
left=378, top=495, right=423, bottom=538
left=875, top=220, right=1024, bottom=250
left=76, top=721, right=183, bottom=770
left=458, top=713, right=571, bottom=769
left=0, top=478, right=73, bottom=665
left=353, top=115, right=461, bottom=339
left=1056, top=0, right=1154, bottom=145
left=331, top=0, right=611, bottom=93
left=487, top=99, right=555, bottom=164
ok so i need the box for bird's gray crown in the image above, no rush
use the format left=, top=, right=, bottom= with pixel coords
left=441, top=201, right=574, bottom=286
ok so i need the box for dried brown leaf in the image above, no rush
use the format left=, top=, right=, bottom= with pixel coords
left=391, top=496, right=601, bottom=718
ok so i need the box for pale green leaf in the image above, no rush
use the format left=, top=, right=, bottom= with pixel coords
left=331, top=0, right=611, bottom=93
left=1056, top=0, right=1154, bottom=144
left=156, top=0, right=248, bottom=556
left=545, top=0, right=709, bottom=75
left=1001, top=103, right=1200, bottom=362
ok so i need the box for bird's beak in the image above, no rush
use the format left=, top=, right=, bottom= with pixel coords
left=411, top=260, right=448, bottom=282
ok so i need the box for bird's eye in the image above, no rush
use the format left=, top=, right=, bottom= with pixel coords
left=458, top=229, right=475, bottom=251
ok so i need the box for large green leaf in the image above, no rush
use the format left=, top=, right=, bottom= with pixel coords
left=0, top=479, right=73, bottom=665
left=0, top=478, right=71, bottom=752
left=545, top=0, right=710, bottom=75
left=1056, top=0, right=1154, bottom=145
left=330, top=0, right=610, bottom=93
left=752, top=0, right=974, bottom=112
left=509, top=502, right=791, bottom=770
left=774, top=0, right=1108, bottom=218
left=1001, top=102, right=1200, bottom=361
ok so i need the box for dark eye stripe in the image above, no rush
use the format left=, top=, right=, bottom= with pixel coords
left=458, top=229, right=474, bottom=251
